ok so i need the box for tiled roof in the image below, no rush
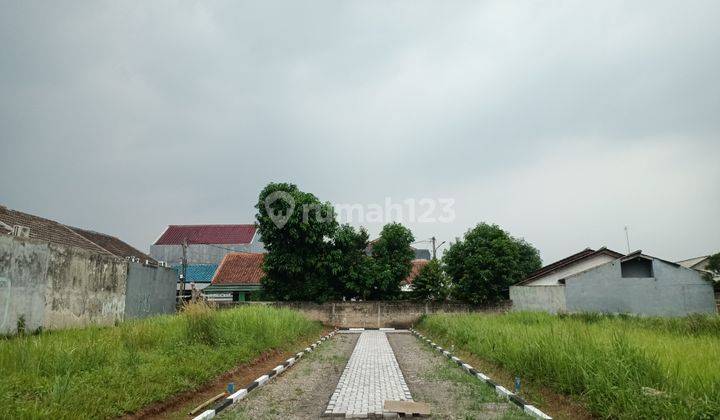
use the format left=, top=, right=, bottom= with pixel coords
left=404, top=259, right=430, bottom=285
left=69, top=227, right=156, bottom=263
left=515, top=247, right=625, bottom=286
left=172, top=264, right=218, bottom=283
left=0, top=205, right=111, bottom=255
left=211, top=253, right=265, bottom=285
left=154, top=224, right=257, bottom=245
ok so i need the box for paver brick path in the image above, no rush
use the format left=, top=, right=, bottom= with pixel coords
left=325, top=331, right=412, bottom=418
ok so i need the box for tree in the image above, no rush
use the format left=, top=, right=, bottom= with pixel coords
left=410, top=259, right=450, bottom=302
left=367, top=223, right=415, bottom=300
left=255, top=182, right=339, bottom=302
left=706, top=253, right=720, bottom=276
left=704, top=253, right=720, bottom=290
left=327, top=224, right=373, bottom=299
left=444, top=223, right=541, bottom=304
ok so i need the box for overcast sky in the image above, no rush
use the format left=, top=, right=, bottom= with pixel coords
left=1, top=1, right=719, bottom=263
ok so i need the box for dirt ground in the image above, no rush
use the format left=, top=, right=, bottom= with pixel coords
left=220, top=333, right=358, bottom=420
left=388, top=333, right=530, bottom=419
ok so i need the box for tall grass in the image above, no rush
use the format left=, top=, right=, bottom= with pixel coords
left=0, top=303, right=321, bottom=419
left=418, top=312, right=720, bottom=419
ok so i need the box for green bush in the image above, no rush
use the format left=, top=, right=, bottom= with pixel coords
left=419, top=312, right=720, bottom=419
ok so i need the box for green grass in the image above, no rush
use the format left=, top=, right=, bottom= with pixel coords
left=0, top=303, right=322, bottom=419
left=423, top=355, right=530, bottom=420
left=418, top=312, right=720, bottom=419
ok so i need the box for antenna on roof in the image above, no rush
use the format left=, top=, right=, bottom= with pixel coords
left=624, top=226, right=631, bottom=254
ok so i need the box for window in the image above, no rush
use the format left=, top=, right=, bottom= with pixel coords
left=621, top=257, right=653, bottom=278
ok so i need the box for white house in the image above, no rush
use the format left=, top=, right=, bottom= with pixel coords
left=510, top=248, right=716, bottom=317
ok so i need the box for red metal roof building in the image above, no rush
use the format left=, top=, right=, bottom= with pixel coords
left=149, top=224, right=265, bottom=266
left=154, top=224, right=257, bottom=245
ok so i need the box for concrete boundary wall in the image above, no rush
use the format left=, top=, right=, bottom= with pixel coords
left=0, top=235, right=176, bottom=334
left=220, top=301, right=510, bottom=328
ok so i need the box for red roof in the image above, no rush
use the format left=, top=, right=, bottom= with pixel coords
left=211, top=253, right=265, bottom=285
left=154, top=224, right=256, bottom=245
left=404, top=259, right=430, bottom=285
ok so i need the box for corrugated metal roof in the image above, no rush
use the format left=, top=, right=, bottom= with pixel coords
left=172, top=264, right=219, bottom=282
left=211, top=253, right=265, bottom=285
left=154, top=224, right=256, bottom=245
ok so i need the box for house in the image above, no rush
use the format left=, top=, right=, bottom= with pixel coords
left=0, top=205, right=157, bottom=264
left=149, top=224, right=265, bottom=266
left=510, top=248, right=717, bottom=316
left=0, top=205, right=176, bottom=334
left=677, top=254, right=720, bottom=282
left=172, top=263, right=218, bottom=292
left=202, top=253, right=265, bottom=302
left=401, top=259, right=430, bottom=292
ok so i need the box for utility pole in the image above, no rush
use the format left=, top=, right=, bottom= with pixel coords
left=431, top=236, right=446, bottom=260
left=624, top=226, right=631, bottom=253
left=180, top=238, right=188, bottom=304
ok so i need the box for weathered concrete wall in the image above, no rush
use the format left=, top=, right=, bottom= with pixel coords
left=565, top=259, right=717, bottom=317
left=220, top=301, right=509, bottom=328
left=43, top=243, right=127, bottom=330
left=0, top=235, right=127, bottom=334
left=149, top=242, right=265, bottom=265
left=509, top=285, right=566, bottom=313
left=125, top=263, right=176, bottom=319
left=0, top=236, right=51, bottom=333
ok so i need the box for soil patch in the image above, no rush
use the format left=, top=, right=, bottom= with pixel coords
left=220, top=333, right=358, bottom=419
left=388, top=332, right=529, bottom=419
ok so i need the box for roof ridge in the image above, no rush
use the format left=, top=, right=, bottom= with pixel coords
left=59, top=223, right=114, bottom=256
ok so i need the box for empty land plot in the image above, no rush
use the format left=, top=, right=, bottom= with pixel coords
left=419, top=312, right=720, bottom=419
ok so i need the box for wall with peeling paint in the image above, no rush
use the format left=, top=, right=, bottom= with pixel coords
left=0, top=235, right=175, bottom=335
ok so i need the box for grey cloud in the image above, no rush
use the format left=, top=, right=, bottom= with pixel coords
left=1, top=0, right=718, bottom=263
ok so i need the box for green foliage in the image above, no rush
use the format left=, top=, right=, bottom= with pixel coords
left=329, top=224, right=374, bottom=299
left=256, top=182, right=340, bottom=302
left=256, top=182, right=419, bottom=301
left=419, top=312, right=720, bottom=419
left=444, top=223, right=541, bottom=304
left=181, top=301, right=218, bottom=345
left=707, top=253, right=720, bottom=274
left=0, top=304, right=322, bottom=418
left=367, top=222, right=415, bottom=300
left=411, top=259, right=450, bottom=302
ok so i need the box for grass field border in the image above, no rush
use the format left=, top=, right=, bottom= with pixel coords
left=410, top=328, right=552, bottom=419
left=194, top=328, right=338, bottom=420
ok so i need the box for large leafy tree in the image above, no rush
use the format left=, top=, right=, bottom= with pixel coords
left=368, top=223, right=415, bottom=300
left=255, top=182, right=339, bottom=302
left=445, top=223, right=541, bottom=304
left=327, top=224, right=373, bottom=299
left=410, top=259, right=450, bottom=302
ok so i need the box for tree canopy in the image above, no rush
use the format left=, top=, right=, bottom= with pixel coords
left=410, top=259, right=450, bottom=302
left=366, top=222, right=415, bottom=300
left=444, top=223, right=541, bottom=304
left=255, top=182, right=342, bottom=302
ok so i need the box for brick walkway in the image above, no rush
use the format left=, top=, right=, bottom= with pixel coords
left=325, top=331, right=412, bottom=418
